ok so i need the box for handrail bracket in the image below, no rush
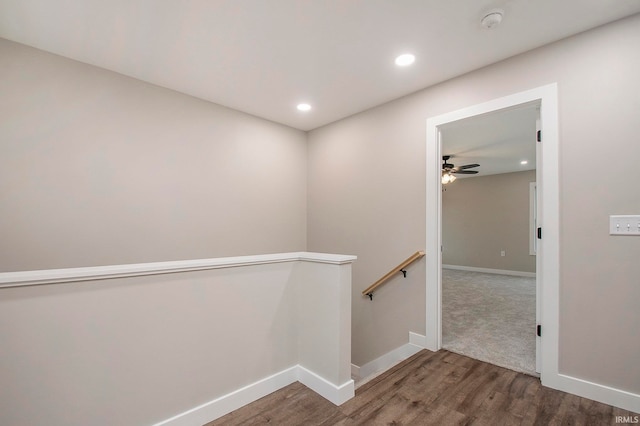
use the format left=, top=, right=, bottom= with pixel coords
left=362, top=251, right=425, bottom=301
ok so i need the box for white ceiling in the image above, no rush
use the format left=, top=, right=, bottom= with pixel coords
left=1, top=1, right=639, bottom=131
left=441, top=104, right=538, bottom=178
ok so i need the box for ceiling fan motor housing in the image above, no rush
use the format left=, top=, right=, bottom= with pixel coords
left=442, top=155, right=455, bottom=169
left=442, top=155, right=480, bottom=175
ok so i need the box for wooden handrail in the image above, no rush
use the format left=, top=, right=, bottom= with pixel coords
left=362, top=251, right=425, bottom=299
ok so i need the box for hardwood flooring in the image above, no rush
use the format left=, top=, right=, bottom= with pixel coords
left=206, top=350, right=638, bottom=425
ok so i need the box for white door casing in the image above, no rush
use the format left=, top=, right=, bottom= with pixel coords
left=425, top=83, right=559, bottom=383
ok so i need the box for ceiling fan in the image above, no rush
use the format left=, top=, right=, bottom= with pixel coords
left=442, top=155, right=479, bottom=184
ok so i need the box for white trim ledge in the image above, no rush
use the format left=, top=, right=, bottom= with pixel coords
left=442, top=264, right=536, bottom=278
left=0, top=252, right=357, bottom=288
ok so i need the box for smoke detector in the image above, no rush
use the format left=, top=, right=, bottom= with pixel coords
left=481, top=9, right=504, bottom=29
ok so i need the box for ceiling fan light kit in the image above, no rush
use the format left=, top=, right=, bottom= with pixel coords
left=442, top=173, right=457, bottom=184
left=442, top=155, right=480, bottom=184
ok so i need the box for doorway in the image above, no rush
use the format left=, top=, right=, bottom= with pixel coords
left=439, top=104, right=538, bottom=375
left=425, top=84, right=560, bottom=382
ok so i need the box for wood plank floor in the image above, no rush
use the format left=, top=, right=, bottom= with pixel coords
left=206, top=350, right=639, bottom=425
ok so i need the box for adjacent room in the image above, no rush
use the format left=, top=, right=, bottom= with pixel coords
left=440, top=105, right=539, bottom=376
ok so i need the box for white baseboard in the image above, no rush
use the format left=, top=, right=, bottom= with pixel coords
left=153, top=365, right=353, bottom=426
left=442, top=264, right=536, bottom=278
left=544, top=373, right=640, bottom=414
left=351, top=363, right=360, bottom=379
left=409, top=332, right=427, bottom=348
left=297, top=366, right=354, bottom=406
left=153, top=367, right=298, bottom=426
left=354, top=332, right=426, bottom=384
left=152, top=341, right=640, bottom=424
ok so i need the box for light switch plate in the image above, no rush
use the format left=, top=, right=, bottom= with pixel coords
left=609, top=215, right=640, bottom=235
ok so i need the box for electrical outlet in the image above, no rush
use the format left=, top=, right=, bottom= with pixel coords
left=500, top=250, right=506, bottom=257
left=609, top=215, right=640, bottom=235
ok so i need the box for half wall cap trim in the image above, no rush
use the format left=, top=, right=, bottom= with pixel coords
left=0, top=252, right=357, bottom=288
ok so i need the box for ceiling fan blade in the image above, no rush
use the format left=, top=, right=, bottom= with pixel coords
left=452, top=170, right=478, bottom=174
left=458, top=164, right=480, bottom=169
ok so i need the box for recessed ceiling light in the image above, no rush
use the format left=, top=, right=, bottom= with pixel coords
left=520, top=160, right=528, bottom=165
left=297, top=103, right=311, bottom=112
left=395, top=54, right=415, bottom=67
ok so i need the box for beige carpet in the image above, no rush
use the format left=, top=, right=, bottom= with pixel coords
left=442, top=268, right=537, bottom=376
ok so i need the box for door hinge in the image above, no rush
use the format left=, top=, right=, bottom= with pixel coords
left=537, top=130, right=542, bottom=142
left=537, top=324, right=542, bottom=337
left=537, top=227, right=542, bottom=239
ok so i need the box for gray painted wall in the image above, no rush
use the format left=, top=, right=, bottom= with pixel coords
left=443, top=170, right=536, bottom=273
left=0, top=39, right=307, bottom=272
left=308, top=14, right=640, bottom=395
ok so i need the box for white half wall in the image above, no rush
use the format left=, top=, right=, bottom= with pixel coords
left=0, top=252, right=356, bottom=426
